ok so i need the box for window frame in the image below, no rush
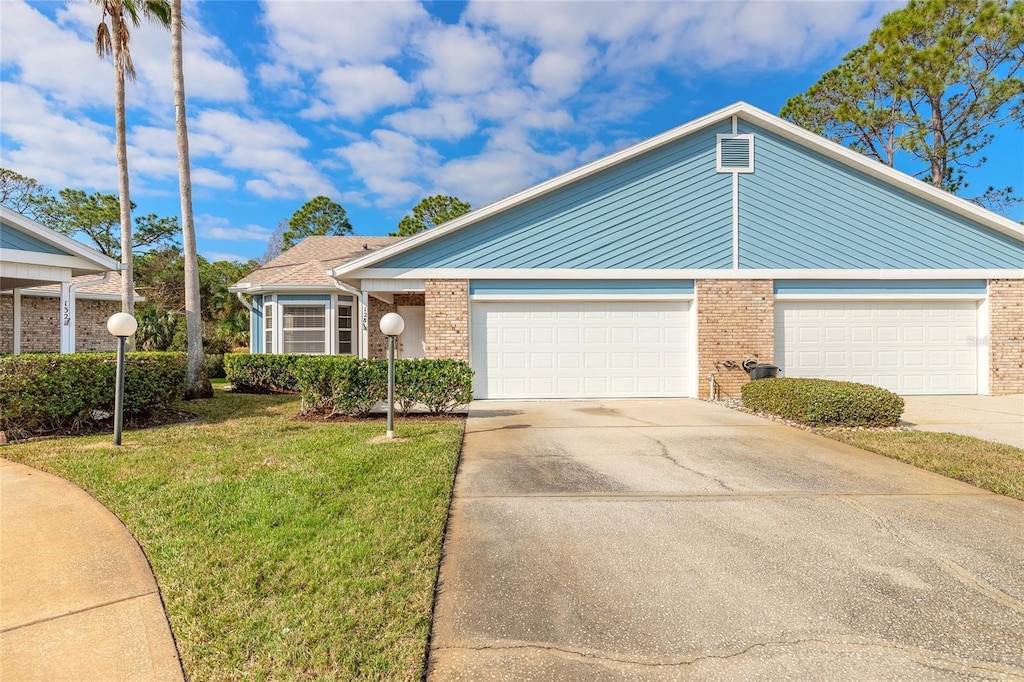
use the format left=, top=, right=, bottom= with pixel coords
left=280, top=302, right=328, bottom=355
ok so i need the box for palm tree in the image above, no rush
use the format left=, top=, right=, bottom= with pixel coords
left=170, top=0, right=211, bottom=398
left=93, top=0, right=170, bottom=321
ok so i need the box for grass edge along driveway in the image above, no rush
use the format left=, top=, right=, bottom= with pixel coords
left=3, top=388, right=464, bottom=681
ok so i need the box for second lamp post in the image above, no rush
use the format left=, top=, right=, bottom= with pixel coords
left=379, top=312, right=405, bottom=439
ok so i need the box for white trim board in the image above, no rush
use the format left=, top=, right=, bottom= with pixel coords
left=470, top=294, right=695, bottom=302
left=774, top=293, right=988, bottom=301
left=1, top=206, right=120, bottom=271
left=353, top=268, right=1021, bottom=280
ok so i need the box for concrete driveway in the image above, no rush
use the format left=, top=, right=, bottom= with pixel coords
left=902, top=394, right=1024, bottom=449
left=428, top=400, right=1024, bottom=680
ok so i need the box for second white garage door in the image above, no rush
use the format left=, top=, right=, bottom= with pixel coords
left=471, top=300, right=691, bottom=399
left=775, top=300, right=980, bottom=395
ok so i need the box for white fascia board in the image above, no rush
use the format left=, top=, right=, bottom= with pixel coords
left=774, top=293, right=987, bottom=301
left=470, top=294, right=694, bottom=302
left=0, top=249, right=111, bottom=272
left=0, top=206, right=121, bottom=270
left=353, top=267, right=1023, bottom=280
left=229, top=284, right=339, bottom=295
left=734, top=105, right=1024, bottom=242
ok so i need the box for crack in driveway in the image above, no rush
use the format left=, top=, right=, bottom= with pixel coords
left=434, top=637, right=1022, bottom=676
left=843, top=497, right=1024, bottom=615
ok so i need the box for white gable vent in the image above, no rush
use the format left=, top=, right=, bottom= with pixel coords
left=717, top=134, right=754, bottom=173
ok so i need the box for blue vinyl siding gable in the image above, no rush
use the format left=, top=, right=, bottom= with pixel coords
left=470, top=280, right=695, bottom=295
left=377, top=124, right=735, bottom=270
left=0, top=220, right=65, bottom=255
left=737, top=123, right=1024, bottom=269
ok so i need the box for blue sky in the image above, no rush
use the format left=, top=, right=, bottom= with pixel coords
left=2, top=0, right=1021, bottom=264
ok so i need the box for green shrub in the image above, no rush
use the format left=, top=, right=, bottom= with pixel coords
left=204, top=353, right=226, bottom=379
left=0, top=352, right=187, bottom=437
left=331, top=358, right=388, bottom=417
left=415, top=359, right=475, bottom=415
left=224, top=353, right=301, bottom=393
left=741, top=377, right=904, bottom=427
left=291, top=356, right=474, bottom=417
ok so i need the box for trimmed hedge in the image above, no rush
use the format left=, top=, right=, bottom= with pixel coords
left=204, top=353, right=226, bottom=379
left=740, top=377, right=904, bottom=427
left=223, top=353, right=301, bottom=393
left=0, top=352, right=187, bottom=437
left=226, top=354, right=474, bottom=416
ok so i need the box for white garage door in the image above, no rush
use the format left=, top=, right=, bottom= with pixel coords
left=775, top=301, right=979, bottom=395
left=471, top=300, right=691, bottom=399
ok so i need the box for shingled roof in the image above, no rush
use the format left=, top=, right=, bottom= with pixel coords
left=230, top=235, right=404, bottom=290
left=21, top=271, right=138, bottom=300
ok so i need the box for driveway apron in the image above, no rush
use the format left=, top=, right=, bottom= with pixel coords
left=427, top=400, right=1024, bottom=681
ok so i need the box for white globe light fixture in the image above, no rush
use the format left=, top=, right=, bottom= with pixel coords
left=379, top=312, right=405, bottom=438
left=107, top=312, right=138, bottom=446
left=107, top=311, right=139, bottom=338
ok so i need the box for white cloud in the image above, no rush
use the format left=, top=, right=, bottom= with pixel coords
left=204, top=250, right=251, bottom=263
left=259, top=0, right=428, bottom=72
left=191, top=110, right=336, bottom=200
left=0, top=81, right=117, bottom=190
left=196, top=214, right=272, bottom=242
left=529, top=48, right=595, bottom=99
left=190, top=168, right=236, bottom=190
left=0, top=0, right=112, bottom=108
left=384, top=100, right=476, bottom=140
left=305, top=65, right=415, bottom=120
left=416, top=24, right=508, bottom=96
left=334, top=130, right=441, bottom=206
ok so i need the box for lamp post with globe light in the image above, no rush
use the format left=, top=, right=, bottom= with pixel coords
left=107, top=312, right=138, bottom=446
left=379, top=312, right=405, bottom=439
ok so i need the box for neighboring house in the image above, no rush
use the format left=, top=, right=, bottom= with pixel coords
left=0, top=206, right=135, bottom=354
left=234, top=102, right=1024, bottom=398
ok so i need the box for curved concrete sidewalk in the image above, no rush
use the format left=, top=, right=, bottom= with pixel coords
left=0, top=458, right=184, bottom=681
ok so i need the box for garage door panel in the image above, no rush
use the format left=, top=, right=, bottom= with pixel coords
left=472, top=300, right=691, bottom=399
left=776, top=301, right=978, bottom=395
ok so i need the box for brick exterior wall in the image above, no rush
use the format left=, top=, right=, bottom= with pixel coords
left=366, top=296, right=397, bottom=359
left=425, top=279, right=469, bottom=361
left=393, top=293, right=425, bottom=307
left=696, top=279, right=774, bottom=400
left=75, top=299, right=120, bottom=351
left=989, top=279, right=1024, bottom=396
left=0, top=294, right=12, bottom=354
left=0, top=295, right=119, bottom=353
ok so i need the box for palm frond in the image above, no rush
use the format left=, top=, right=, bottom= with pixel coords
left=145, top=0, right=172, bottom=28
left=94, top=22, right=112, bottom=58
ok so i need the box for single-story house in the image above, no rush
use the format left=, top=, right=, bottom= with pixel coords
left=231, top=102, right=1024, bottom=399
left=1, top=206, right=130, bottom=354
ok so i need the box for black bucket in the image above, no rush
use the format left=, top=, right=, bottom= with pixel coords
left=747, top=363, right=779, bottom=380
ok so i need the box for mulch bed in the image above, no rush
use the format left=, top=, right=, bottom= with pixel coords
left=0, top=409, right=200, bottom=446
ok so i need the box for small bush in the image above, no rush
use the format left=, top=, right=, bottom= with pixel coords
left=0, top=352, right=186, bottom=437
left=741, top=377, right=904, bottom=427
left=204, top=354, right=226, bottom=379
left=224, top=353, right=301, bottom=393
left=291, top=356, right=474, bottom=417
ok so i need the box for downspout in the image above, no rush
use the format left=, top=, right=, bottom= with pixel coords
left=332, top=280, right=368, bottom=359
left=67, top=272, right=112, bottom=353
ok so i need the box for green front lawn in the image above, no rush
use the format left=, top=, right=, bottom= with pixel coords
left=4, top=389, right=464, bottom=680
left=827, top=430, right=1024, bottom=501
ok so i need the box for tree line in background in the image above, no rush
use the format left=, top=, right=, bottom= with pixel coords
left=260, top=194, right=472, bottom=262
left=782, top=0, right=1023, bottom=214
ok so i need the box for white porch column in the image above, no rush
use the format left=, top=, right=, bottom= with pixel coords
left=59, top=281, right=74, bottom=353
left=12, top=288, right=21, bottom=354
left=359, top=291, right=369, bottom=359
